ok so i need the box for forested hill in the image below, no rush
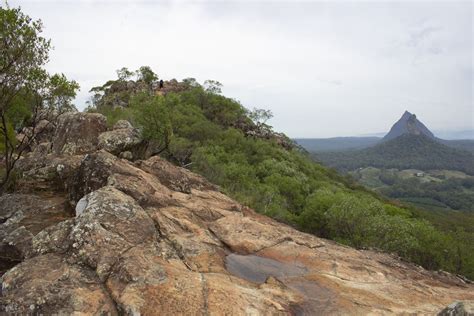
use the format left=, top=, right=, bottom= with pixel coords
left=314, top=133, right=474, bottom=175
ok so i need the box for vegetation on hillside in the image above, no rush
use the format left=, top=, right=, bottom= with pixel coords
left=351, top=168, right=474, bottom=212
left=441, top=139, right=474, bottom=153
left=314, top=133, right=474, bottom=175
left=86, top=69, right=474, bottom=279
left=0, top=6, right=79, bottom=192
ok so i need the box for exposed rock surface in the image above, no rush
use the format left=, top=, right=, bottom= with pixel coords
left=1, top=114, right=473, bottom=315
left=51, top=112, right=107, bottom=155
left=0, top=193, right=72, bottom=275
left=1, top=254, right=117, bottom=315
left=438, top=301, right=474, bottom=316
left=113, top=119, right=133, bottom=130
left=98, top=125, right=142, bottom=156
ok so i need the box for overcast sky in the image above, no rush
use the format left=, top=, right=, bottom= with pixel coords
left=8, top=0, right=474, bottom=137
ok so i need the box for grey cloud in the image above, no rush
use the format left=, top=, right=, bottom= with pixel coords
left=406, top=25, right=442, bottom=48
left=8, top=0, right=473, bottom=137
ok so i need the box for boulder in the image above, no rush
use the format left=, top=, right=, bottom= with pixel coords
left=14, top=154, right=83, bottom=192
left=67, top=150, right=121, bottom=205
left=438, top=301, right=474, bottom=315
left=33, top=119, right=56, bottom=144
left=70, top=186, right=156, bottom=280
left=0, top=194, right=72, bottom=275
left=68, top=150, right=189, bottom=207
left=137, top=155, right=218, bottom=193
left=30, top=142, right=52, bottom=157
left=51, top=112, right=107, bottom=155
left=113, top=119, right=133, bottom=130
left=0, top=254, right=117, bottom=315
left=119, top=151, right=133, bottom=160
left=98, top=126, right=141, bottom=155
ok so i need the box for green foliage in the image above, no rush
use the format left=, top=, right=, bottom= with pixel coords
left=203, top=80, right=222, bottom=94
left=247, top=107, right=273, bottom=128
left=0, top=6, right=79, bottom=192
left=92, top=74, right=474, bottom=280
left=116, top=67, right=134, bottom=81
left=352, top=167, right=474, bottom=212
left=47, top=73, right=80, bottom=112
left=0, top=6, right=51, bottom=103
left=136, top=66, right=158, bottom=85
left=0, top=121, right=15, bottom=153
left=129, top=93, right=172, bottom=154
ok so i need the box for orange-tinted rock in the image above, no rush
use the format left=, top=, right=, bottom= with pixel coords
left=2, top=136, right=473, bottom=315
left=1, top=254, right=117, bottom=315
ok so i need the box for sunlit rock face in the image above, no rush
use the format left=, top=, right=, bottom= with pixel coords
left=1, top=112, right=473, bottom=314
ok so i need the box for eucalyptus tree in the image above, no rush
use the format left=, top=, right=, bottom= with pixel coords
left=0, top=6, right=78, bottom=192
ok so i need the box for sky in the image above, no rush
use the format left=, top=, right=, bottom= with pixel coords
left=8, top=0, right=474, bottom=138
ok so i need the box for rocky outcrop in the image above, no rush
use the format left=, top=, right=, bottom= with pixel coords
left=71, top=186, right=156, bottom=280
left=438, top=301, right=474, bottom=316
left=1, top=113, right=473, bottom=315
left=52, top=112, right=107, bottom=155
left=0, top=193, right=72, bottom=275
left=14, top=154, right=83, bottom=192
left=113, top=120, right=133, bottom=130
left=1, top=254, right=117, bottom=315
left=98, top=122, right=141, bottom=156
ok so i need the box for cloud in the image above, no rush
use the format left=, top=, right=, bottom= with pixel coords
left=8, top=0, right=473, bottom=137
left=406, top=25, right=442, bottom=48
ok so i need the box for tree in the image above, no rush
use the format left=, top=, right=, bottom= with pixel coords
left=248, top=107, right=273, bottom=129
left=116, top=67, right=134, bottom=81
left=0, top=6, right=79, bottom=192
left=182, top=77, right=200, bottom=88
left=136, top=66, right=158, bottom=85
left=203, top=80, right=222, bottom=94
left=47, top=73, right=80, bottom=112
left=129, top=93, right=172, bottom=155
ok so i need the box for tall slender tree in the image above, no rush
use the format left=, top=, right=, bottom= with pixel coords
left=0, top=6, right=78, bottom=192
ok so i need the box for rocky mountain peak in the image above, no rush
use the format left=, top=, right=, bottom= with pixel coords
left=383, top=111, right=435, bottom=141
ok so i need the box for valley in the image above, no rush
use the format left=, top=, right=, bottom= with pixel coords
left=350, top=167, right=474, bottom=212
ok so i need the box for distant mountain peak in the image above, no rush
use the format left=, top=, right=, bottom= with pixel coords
left=383, top=111, right=435, bottom=141
left=402, top=110, right=412, bottom=118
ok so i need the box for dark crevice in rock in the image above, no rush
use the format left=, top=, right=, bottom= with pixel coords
left=200, top=273, right=210, bottom=316
left=168, top=239, right=193, bottom=271
left=207, top=227, right=233, bottom=254
left=99, top=279, right=120, bottom=315
left=253, top=237, right=293, bottom=255
left=189, top=206, right=225, bottom=223
left=0, top=255, right=22, bottom=277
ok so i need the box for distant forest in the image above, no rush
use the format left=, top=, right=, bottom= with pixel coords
left=294, top=137, right=380, bottom=152
left=314, top=134, right=474, bottom=175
